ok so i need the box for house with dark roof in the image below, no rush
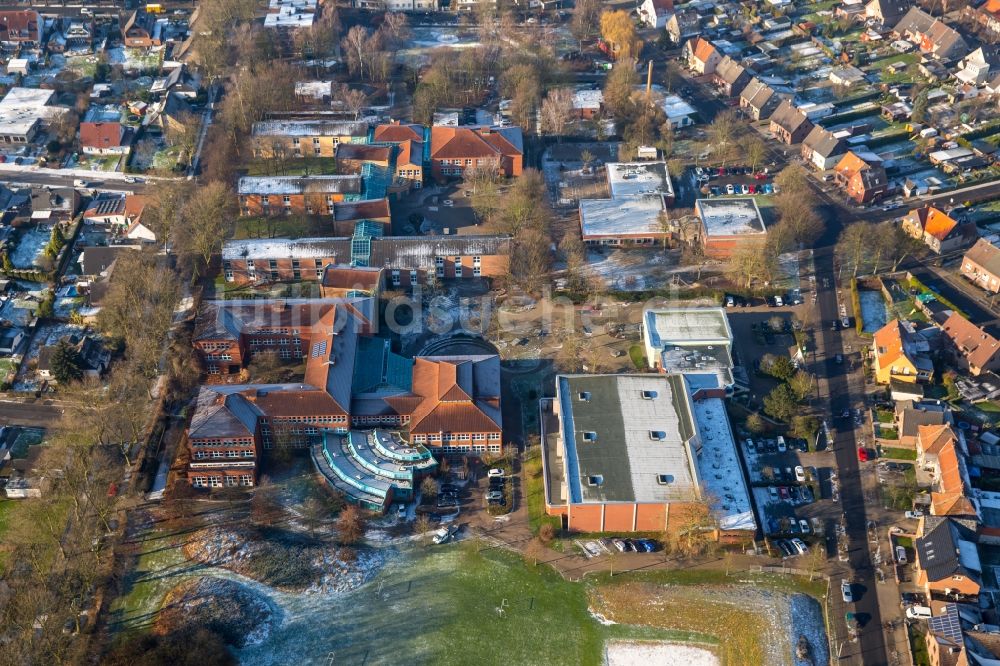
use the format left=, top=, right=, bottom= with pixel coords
left=712, top=56, right=751, bottom=97
left=893, top=7, right=968, bottom=60
left=961, top=239, right=1000, bottom=294
left=896, top=399, right=950, bottom=448
left=37, top=334, right=110, bottom=382
left=429, top=126, right=523, bottom=180
left=914, top=517, right=982, bottom=600
left=800, top=126, right=847, bottom=171
left=865, top=0, right=911, bottom=28
left=940, top=312, right=1000, bottom=376
left=666, top=9, right=701, bottom=45
left=902, top=206, right=976, bottom=255
left=739, top=78, right=783, bottom=121
left=834, top=150, right=888, bottom=203
left=121, top=10, right=161, bottom=48
left=769, top=100, right=814, bottom=145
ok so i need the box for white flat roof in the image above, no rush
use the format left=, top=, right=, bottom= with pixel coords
left=691, top=395, right=756, bottom=531
left=579, top=196, right=664, bottom=238
left=251, top=119, right=368, bottom=137
left=606, top=161, right=674, bottom=199
left=0, top=87, right=55, bottom=137
left=695, top=198, right=767, bottom=237
left=644, top=307, right=733, bottom=348
left=661, top=94, right=697, bottom=120
left=573, top=88, right=603, bottom=110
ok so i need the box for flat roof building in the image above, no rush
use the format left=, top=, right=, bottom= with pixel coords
left=642, top=307, right=735, bottom=388
left=0, top=87, right=57, bottom=144
left=695, top=197, right=767, bottom=258
left=578, top=161, right=674, bottom=246
left=541, top=373, right=754, bottom=535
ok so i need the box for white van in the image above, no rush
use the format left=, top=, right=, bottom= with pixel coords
left=906, top=605, right=932, bottom=619
left=777, top=436, right=787, bottom=452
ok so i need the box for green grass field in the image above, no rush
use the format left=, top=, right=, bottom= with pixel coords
left=245, top=157, right=337, bottom=177
left=524, top=447, right=561, bottom=535
left=881, top=447, right=917, bottom=461
left=628, top=344, right=646, bottom=370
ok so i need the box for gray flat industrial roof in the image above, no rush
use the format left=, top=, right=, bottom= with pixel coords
left=579, top=196, right=664, bottom=238
left=558, top=374, right=698, bottom=504
left=644, top=307, right=733, bottom=349
left=695, top=198, right=767, bottom=237
left=606, top=161, right=674, bottom=199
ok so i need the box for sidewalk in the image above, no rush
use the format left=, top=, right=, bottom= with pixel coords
left=0, top=162, right=177, bottom=182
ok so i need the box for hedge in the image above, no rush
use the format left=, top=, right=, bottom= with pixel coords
left=820, top=105, right=880, bottom=128
left=851, top=277, right=864, bottom=336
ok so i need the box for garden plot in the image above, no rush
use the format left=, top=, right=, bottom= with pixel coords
left=9, top=227, right=50, bottom=269
left=858, top=290, right=889, bottom=333
left=107, top=46, right=163, bottom=73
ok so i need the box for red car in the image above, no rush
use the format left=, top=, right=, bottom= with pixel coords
left=857, top=447, right=870, bottom=462
left=754, top=171, right=767, bottom=180
left=717, top=167, right=726, bottom=176
left=778, top=486, right=789, bottom=499
left=748, top=184, right=756, bottom=194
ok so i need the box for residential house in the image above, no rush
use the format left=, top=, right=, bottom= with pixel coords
left=739, top=78, right=782, bottom=121
left=800, top=127, right=847, bottom=171
left=915, top=425, right=975, bottom=518
left=961, top=238, right=1000, bottom=293
left=901, top=206, right=976, bottom=255
left=428, top=126, right=523, bottom=180
left=893, top=7, right=968, bottom=60
left=80, top=105, right=131, bottom=156
left=957, top=46, right=1000, bottom=87
left=833, top=150, right=888, bottom=204
left=0, top=327, right=24, bottom=355
left=964, top=0, right=1000, bottom=37
left=237, top=175, right=363, bottom=217
left=251, top=120, right=370, bottom=159
left=865, top=0, right=912, bottom=28
left=121, top=10, right=161, bottom=48
left=0, top=10, right=41, bottom=50
left=683, top=37, right=721, bottom=75
left=666, top=9, right=701, bottom=45
left=62, top=20, right=93, bottom=51
left=896, top=399, right=950, bottom=449
left=638, top=0, right=672, bottom=29
left=30, top=187, right=79, bottom=224
left=77, top=246, right=140, bottom=279
left=150, top=65, right=200, bottom=99
left=222, top=235, right=511, bottom=288
left=82, top=194, right=146, bottom=231
left=872, top=319, right=933, bottom=384
left=572, top=89, right=603, bottom=120
left=712, top=56, right=751, bottom=97
left=914, top=517, right=982, bottom=600
left=36, top=334, right=110, bottom=382
left=940, top=312, right=1000, bottom=376
left=769, top=100, right=814, bottom=145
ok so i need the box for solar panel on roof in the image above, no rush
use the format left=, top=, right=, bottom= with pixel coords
left=311, top=339, right=328, bottom=358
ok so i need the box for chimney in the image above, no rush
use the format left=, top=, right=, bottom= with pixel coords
left=646, top=60, right=653, bottom=100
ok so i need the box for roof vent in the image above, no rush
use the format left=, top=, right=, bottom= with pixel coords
left=583, top=431, right=597, bottom=442
left=587, top=474, right=603, bottom=486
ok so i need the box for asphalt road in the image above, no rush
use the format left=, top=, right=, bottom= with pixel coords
left=0, top=169, right=148, bottom=194
left=0, top=399, right=63, bottom=427
left=811, top=248, right=888, bottom=666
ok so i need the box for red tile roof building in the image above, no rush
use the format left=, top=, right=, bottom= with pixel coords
left=429, top=126, right=523, bottom=180
left=0, top=10, right=41, bottom=48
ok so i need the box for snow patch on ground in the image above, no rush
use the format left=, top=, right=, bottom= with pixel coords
left=604, top=641, right=719, bottom=666
left=10, top=227, right=50, bottom=269
left=859, top=289, right=890, bottom=333
left=589, top=607, right=617, bottom=625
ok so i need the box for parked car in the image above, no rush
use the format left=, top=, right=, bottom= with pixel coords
left=397, top=503, right=407, bottom=519
left=841, top=579, right=854, bottom=603
left=726, top=183, right=735, bottom=195
left=906, top=606, right=932, bottom=619
left=895, top=545, right=907, bottom=564
left=612, top=538, right=628, bottom=552
left=486, top=490, right=504, bottom=501
left=487, top=468, right=505, bottom=478
left=792, top=538, right=809, bottom=554
left=905, top=510, right=924, bottom=519
left=778, top=540, right=793, bottom=557
left=857, top=447, right=870, bottom=462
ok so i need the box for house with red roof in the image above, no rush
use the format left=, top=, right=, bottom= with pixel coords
left=683, top=37, right=721, bottom=75
left=901, top=206, right=976, bottom=255
left=940, top=312, right=1000, bottom=376
left=429, top=126, right=523, bottom=180
left=374, top=122, right=426, bottom=189
left=0, top=10, right=41, bottom=49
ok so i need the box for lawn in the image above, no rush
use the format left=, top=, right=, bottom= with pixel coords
left=875, top=409, right=894, bottom=423
left=245, top=157, right=337, bottom=177
left=0, top=499, right=13, bottom=536
left=908, top=276, right=966, bottom=319
left=976, top=401, right=1000, bottom=414
left=233, top=216, right=315, bottom=241
left=524, top=447, right=561, bottom=535
left=628, top=344, right=646, bottom=370
left=910, top=622, right=930, bottom=666
left=881, top=447, right=917, bottom=461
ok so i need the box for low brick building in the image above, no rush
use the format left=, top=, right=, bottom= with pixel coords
left=695, top=197, right=767, bottom=258
left=834, top=150, right=888, bottom=204
left=429, top=126, right=523, bottom=180
left=251, top=119, right=370, bottom=159
left=541, top=374, right=754, bottom=536
left=221, top=235, right=511, bottom=288
left=769, top=100, right=814, bottom=145
left=237, top=175, right=363, bottom=216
